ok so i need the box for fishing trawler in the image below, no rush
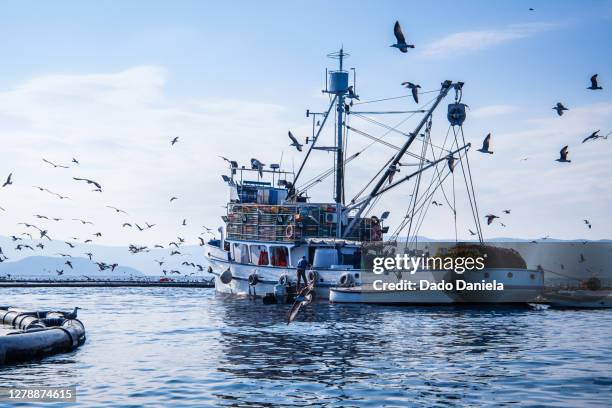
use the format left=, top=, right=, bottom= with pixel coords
left=204, top=48, right=544, bottom=303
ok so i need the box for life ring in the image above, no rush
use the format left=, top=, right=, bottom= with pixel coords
left=339, top=272, right=355, bottom=287
left=285, top=225, right=294, bottom=238
left=278, top=274, right=289, bottom=286
left=248, top=273, right=260, bottom=286
left=220, top=268, right=233, bottom=284
left=308, top=270, right=319, bottom=283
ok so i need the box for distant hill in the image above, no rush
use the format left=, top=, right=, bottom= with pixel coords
left=0, top=235, right=207, bottom=276
left=0, top=256, right=144, bottom=279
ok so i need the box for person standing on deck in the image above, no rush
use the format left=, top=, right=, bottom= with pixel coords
left=296, top=256, right=308, bottom=291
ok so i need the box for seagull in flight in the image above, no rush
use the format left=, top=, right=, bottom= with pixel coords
left=391, top=21, right=414, bottom=53
left=219, top=156, right=239, bottom=169
left=587, top=74, right=602, bottom=90
left=170, top=196, right=178, bottom=202
left=72, top=218, right=94, bottom=225
left=552, top=102, right=568, bottom=116
left=171, top=136, right=179, bottom=146
left=43, top=158, right=69, bottom=169
left=2, top=173, right=13, bottom=187
left=73, top=177, right=102, bottom=190
left=582, top=130, right=607, bottom=143
left=288, top=131, right=303, bottom=152
left=401, top=82, right=420, bottom=103
left=106, top=206, right=128, bottom=214
left=251, top=158, right=265, bottom=177
left=72, top=158, right=79, bottom=164
left=477, top=133, right=493, bottom=154
left=485, top=214, right=499, bottom=225
left=555, top=146, right=571, bottom=163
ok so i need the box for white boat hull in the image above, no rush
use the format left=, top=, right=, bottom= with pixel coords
left=204, top=244, right=361, bottom=299
left=330, top=268, right=544, bottom=304
left=545, top=290, right=612, bottom=308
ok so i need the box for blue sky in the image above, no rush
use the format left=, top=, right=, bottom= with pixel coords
left=0, top=0, right=611, bottom=246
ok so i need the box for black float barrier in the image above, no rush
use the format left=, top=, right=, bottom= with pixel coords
left=0, top=307, right=86, bottom=365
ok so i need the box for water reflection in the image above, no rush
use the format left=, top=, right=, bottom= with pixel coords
left=0, top=288, right=610, bottom=407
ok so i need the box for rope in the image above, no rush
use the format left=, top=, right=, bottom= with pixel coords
left=458, top=126, right=484, bottom=242
left=353, top=89, right=442, bottom=105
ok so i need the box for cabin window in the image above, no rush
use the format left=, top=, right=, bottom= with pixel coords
left=250, top=245, right=269, bottom=266
left=341, top=249, right=361, bottom=269
left=233, top=243, right=250, bottom=264
left=270, top=246, right=289, bottom=267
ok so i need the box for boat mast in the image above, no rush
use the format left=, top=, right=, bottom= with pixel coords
left=326, top=49, right=350, bottom=237
left=334, top=49, right=346, bottom=206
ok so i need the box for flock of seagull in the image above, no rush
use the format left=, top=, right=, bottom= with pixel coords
left=0, top=138, right=214, bottom=278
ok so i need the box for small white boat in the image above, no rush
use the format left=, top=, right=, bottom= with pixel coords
left=545, top=289, right=612, bottom=308
left=330, top=268, right=544, bottom=304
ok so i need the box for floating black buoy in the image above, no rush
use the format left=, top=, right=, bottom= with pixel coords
left=0, top=307, right=86, bottom=366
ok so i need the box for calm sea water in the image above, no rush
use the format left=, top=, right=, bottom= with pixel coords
left=1, top=287, right=611, bottom=407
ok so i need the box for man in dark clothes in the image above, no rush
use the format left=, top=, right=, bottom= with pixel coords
left=296, top=255, right=308, bottom=290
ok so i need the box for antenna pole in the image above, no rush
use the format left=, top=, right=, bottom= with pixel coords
left=293, top=96, right=337, bottom=186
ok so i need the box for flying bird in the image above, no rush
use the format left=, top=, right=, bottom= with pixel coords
left=73, top=218, right=93, bottom=225
left=219, top=156, right=239, bottom=169
left=288, top=131, right=303, bottom=152
left=42, top=158, right=69, bottom=169
left=587, top=74, right=602, bottom=90
left=584, top=219, right=592, bottom=229
left=85, top=252, right=93, bottom=260
left=391, top=21, right=414, bottom=53
left=73, top=177, right=101, bottom=190
left=250, top=158, right=265, bottom=177
left=477, top=133, right=493, bottom=154
left=106, top=206, right=128, bottom=214
left=387, top=164, right=400, bottom=183
left=171, top=136, right=179, bottom=146
left=401, top=82, right=421, bottom=103
left=287, top=281, right=315, bottom=324
left=503, top=209, right=511, bottom=214
left=72, top=158, right=79, bottom=164
left=170, top=197, right=178, bottom=202
left=485, top=214, right=499, bottom=225
left=555, top=146, right=571, bottom=163
left=182, top=219, right=187, bottom=226
left=468, top=229, right=477, bottom=236
left=552, top=102, right=568, bottom=116
left=65, top=260, right=73, bottom=269
left=447, top=156, right=456, bottom=173
left=122, top=223, right=132, bottom=228
left=582, top=130, right=606, bottom=143
left=2, top=173, right=13, bottom=187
